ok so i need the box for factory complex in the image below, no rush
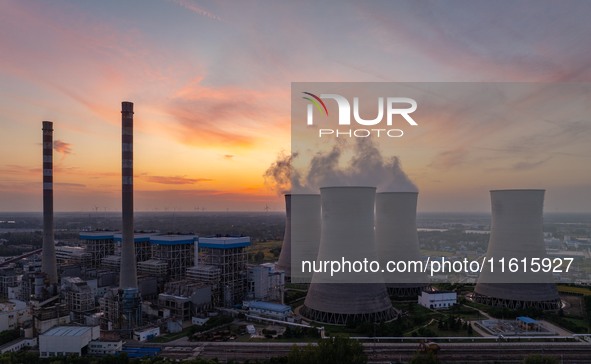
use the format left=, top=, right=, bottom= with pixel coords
left=0, top=101, right=578, bottom=360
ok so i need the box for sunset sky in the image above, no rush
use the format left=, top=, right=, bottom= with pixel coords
left=1, top=1, right=590, bottom=212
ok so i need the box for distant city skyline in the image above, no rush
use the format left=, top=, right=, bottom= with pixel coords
left=1, top=1, right=591, bottom=213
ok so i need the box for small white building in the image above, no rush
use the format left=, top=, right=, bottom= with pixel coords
left=133, top=326, right=160, bottom=342
left=418, top=291, right=457, bottom=309
left=39, top=326, right=100, bottom=358
left=0, top=338, right=37, bottom=354
left=88, top=340, right=123, bottom=356
left=246, top=324, right=256, bottom=335
left=192, top=317, right=209, bottom=326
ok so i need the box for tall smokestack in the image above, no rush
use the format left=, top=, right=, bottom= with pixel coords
left=120, top=102, right=137, bottom=289
left=42, top=121, right=58, bottom=284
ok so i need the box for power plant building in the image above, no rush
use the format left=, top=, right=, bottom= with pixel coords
left=114, top=233, right=153, bottom=264
left=80, top=232, right=115, bottom=268
left=149, top=235, right=195, bottom=281
left=246, top=263, right=285, bottom=302
left=194, top=237, right=250, bottom=307
left=61, top=277, right=94, bottom=323
left=39, top=325, right=100, bottom=358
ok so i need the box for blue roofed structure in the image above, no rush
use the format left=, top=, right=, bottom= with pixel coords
left=516, top=316, right=537, bottom=324
left=198, top=236, right=251, bottom=249
left=243, top=300, right=293, bottom=320
left=150, top=235, right=197, bottom=245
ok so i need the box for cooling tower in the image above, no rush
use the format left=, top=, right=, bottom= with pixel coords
left=474, top=189, right=560, bottom=310
left=376, top=192, right=428, bottom=297
left=277, top=194, right=321, bottom=281
left=301, top=187, right=396, bottom=325
left=275, top=195, right=292, bottom=277
left=120, top=102, right=137, bottom=289
left=41, top=121, right=58, bottom=284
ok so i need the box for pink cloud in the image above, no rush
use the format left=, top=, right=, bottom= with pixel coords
left=53, top=140, right=72, bottom=155
left=166, top=77, right=289, bottom=147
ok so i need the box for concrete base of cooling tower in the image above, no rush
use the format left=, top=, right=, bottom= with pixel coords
left=387, top=284, right=430, bottom=298
left=473, top=283, right=561, bottom=311
left=300, top=283, right=398, bottom=325
left=300, top=305, right=398, bottom=326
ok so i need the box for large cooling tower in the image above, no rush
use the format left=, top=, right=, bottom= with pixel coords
left=41, top=121, right=58, bottom=284
left=120, top=101, right=138, bottom=289
left=301, top=187, right=396, bottom=325
left=376, top=192, right=428, bottom=297
left=275, top=195, right=292, bottom=277
left=474, top=190, right=560, bottom=310
left=277, top=194, right=321, bottom=281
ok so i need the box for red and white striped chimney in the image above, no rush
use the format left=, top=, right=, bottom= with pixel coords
left=120, top=102, right=137, bottom=289
left=41, top=121, right=58, bottom=284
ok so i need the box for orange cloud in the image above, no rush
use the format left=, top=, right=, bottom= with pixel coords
left=144, top=175, right=213, bottom=185
left=166, top=78, right=289, bottom=148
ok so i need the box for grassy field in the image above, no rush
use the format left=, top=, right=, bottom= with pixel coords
left=247, top=240, right=282, bottom=262
left=414, top=320, right=481, bottom=337
left=151, top=327, right=193, bottom=343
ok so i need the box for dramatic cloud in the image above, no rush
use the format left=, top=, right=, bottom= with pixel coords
left=166, top=78, right=288, bottom=148
left=2, top=1, right=591, bottom=212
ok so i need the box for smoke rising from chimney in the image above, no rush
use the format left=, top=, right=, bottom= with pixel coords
left=264, top=139, right=417, bottom=194
left=263, top=151, right=304, bottom=195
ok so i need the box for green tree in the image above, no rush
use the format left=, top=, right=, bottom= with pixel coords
left=254, top=251, right=265, bottom=263
left=288, top=336, right=366, bottom=364
left=0, top=329, right=20, bottom=346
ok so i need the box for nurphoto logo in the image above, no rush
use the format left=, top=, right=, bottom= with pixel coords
left=303, top=91, right=418, bottom=138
